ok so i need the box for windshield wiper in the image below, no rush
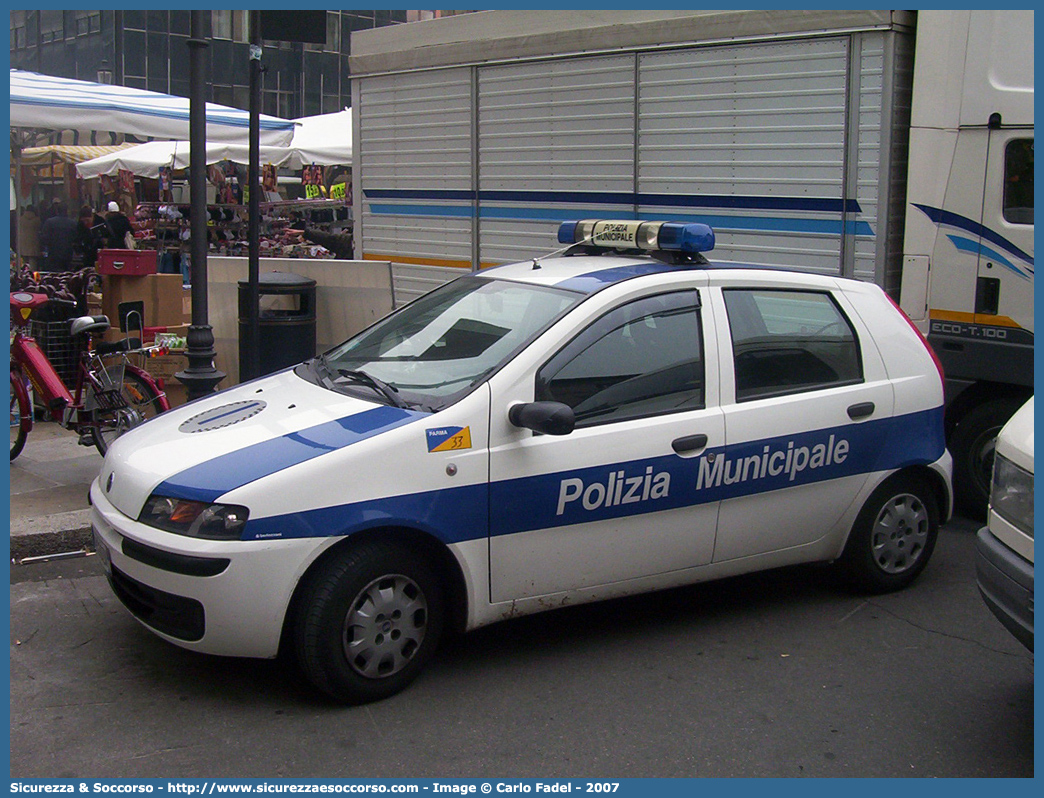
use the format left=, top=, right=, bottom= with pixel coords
left=338, top=368, right=409, bottom=409
left=310, top=354, right=337, bottom=388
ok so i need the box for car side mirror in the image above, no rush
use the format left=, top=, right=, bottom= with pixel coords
left=508, top=401, right=575, bottom=436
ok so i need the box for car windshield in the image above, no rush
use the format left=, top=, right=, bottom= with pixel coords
left=303, top=276, right=581, bottom=411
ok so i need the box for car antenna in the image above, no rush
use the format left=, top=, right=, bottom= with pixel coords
left=532, top=232, right=596, bottom=269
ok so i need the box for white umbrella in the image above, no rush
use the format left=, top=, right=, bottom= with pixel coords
left=10, top=69, right=296, bottom=146
left=76, top=140, right=302, bottom=179
left=76, top=109, right=352, bottom=179
left=287, top=108, right=352, bottom=166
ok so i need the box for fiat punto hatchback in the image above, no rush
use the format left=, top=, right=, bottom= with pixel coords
left=91, top=220, right=952, bottom=704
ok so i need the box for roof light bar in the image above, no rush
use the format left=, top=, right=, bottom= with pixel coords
left=557, top=219, right=715, bottom=255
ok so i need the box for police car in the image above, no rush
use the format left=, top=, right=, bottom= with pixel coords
left=90, top=220, right=952, bottom=704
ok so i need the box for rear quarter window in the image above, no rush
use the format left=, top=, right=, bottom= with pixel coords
left=723, top=288, right=863, bottom=402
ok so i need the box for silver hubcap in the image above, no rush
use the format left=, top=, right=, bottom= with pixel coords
left=871, top=493, right=929, bottom=574
left=342, top=574, right=428, bottom=679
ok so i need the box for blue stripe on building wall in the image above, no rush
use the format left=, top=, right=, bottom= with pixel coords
left=365, top=189, right=863, bottom=215
left=368, top=203, right=874, bottom=237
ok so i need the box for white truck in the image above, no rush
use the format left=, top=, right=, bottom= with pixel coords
left=349, top=9, right=1034, bottom=516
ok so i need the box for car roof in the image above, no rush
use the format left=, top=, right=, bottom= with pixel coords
left=483, top=253, right=852, bottom=296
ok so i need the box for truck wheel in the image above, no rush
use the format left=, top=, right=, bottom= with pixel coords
left=950, top=397, right=1024, bottom=521
left=294, top=541, right=444, bottom=704
left=836, top=473, right=939, bottom=594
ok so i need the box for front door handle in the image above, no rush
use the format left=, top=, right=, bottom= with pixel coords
left=847, top=402, right=875, bottom=420
left=672, top=433, right=708, bottom=454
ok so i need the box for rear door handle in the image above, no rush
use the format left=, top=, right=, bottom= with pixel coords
left=847, top=402, right=875, bottom=420
left=672, top=434, right=708, bottom=454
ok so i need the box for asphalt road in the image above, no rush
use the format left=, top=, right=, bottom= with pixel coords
left=9, top=516, right=1033, bottom=779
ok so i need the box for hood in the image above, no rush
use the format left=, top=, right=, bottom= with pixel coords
left=996, top=397, right=1034, bottom=474
left=99, top=368, right=428, bottom=519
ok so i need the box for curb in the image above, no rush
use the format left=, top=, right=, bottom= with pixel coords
left=10, top=510, right=95, bottom=562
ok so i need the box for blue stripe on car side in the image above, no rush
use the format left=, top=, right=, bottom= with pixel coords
left=246, top=483, right=490, bottom=543
left=240, top=407, right=945, bottom=543
left=155, top=406, right=428, bottom=503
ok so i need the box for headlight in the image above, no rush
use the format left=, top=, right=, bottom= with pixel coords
left=139, top=495, right=249, bottom=540
left=990, top=455, right=1034, bottom=537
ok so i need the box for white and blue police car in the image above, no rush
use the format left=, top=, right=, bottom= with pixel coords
left=90, top=220, right=953, bottom=704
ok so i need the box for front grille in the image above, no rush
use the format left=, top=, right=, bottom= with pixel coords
left=122, top=537, right=230, bottom=577
left=108, top=564, right=205, bottom=642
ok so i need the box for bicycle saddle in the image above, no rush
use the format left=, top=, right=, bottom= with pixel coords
left=70, top=315, right=111, bottom=338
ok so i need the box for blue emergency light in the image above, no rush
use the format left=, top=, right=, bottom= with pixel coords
left=557, top=219, right=715, bottom=255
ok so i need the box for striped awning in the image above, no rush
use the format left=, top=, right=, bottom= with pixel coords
left=10, top=69, right=296, bottom=146
left=20, top=143, right=139, bottom=166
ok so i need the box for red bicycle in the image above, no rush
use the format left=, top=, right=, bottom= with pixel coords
left=10, top=291, right=171, bottom=460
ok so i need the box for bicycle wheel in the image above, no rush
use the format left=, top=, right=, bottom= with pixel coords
left=10, top=372, right=31, bottom=461
left=91, top=369, right=166, bottom=456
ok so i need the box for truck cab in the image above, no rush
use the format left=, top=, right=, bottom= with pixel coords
left=899, top=9, right=1034, bottom=517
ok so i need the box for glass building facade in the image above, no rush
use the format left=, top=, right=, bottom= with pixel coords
left=9, top=10, right=420, bottom=125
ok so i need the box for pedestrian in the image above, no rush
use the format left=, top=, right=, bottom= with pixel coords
left=18, top=204, right=41, bottom=268
left=39, top=196, right=62, bottom=225
left=38, top=201, right=78, bottom=272
left=75, top=204, right=107, bottom=271
left=104, top=200, right=135, bottom=249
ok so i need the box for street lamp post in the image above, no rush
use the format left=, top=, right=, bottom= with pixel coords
left=175, top=10, right=225, bottom=401
left=96, top=60, right=113, bottom=85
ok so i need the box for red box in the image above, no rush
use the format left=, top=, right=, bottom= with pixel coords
left=97, top=249, right=158, bottom=276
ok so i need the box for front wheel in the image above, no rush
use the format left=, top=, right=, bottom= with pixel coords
left=836, top=473, right=939, bottom=594
left=91, top=369, right=166, bottom=455
left=10, top=372, right=31, bottom=461
left=293, top=541, right=445, bottom=704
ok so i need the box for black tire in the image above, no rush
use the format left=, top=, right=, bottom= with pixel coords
left=949, top=397, right=1024, bottom=521
left=91, top=369, right=166, bottom=455
left=293, top=541, right=445, bottom=704
left=10, top=372, right=30, bottom=461
left=836, top=473, right=939, bottom=594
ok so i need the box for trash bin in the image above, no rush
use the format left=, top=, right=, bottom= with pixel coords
left=239, top=272, right=317, bottom=378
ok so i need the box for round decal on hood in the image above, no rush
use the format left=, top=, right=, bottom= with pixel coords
left=179, top=400, right=267, bottom=433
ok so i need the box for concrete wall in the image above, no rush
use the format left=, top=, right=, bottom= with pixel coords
left=206, top=257, right=394, bottom=386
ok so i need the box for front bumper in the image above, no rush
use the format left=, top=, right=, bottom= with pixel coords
left=975, top=527, right=1034, bottom=652
left=90, top=480, right=335, bottom=658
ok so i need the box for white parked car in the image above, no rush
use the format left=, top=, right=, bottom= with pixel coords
left=975, top=397, right=1034, bottom=650
left=91, top=220, right=953, bottom=703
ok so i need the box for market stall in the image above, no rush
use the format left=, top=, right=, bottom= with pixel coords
left=10, top=68, right=297, bottom=263
left=74, top=109, right=354, bottom=263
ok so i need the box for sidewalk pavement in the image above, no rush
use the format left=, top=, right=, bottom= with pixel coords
left=9, top=421, right=101, bottom=561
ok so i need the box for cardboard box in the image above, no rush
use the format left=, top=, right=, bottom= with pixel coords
left=102, top=274, right=185, bottom=329
left=163, top=381, right=189, bottom=408
left=143, top=350, right=187, bottom=383
left=144, top=349, right=190, bottom=408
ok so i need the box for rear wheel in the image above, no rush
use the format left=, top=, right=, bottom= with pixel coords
left=294, top=541, right=444, bottom=704
left=836, top=473, right=939, bottom=594
left=10, top=372, right=30, bottom=461
left=91, top=369, right=166, bottom=455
